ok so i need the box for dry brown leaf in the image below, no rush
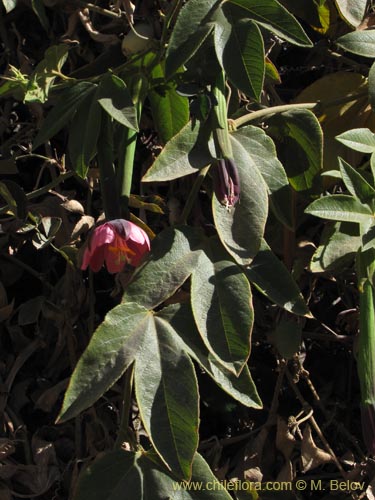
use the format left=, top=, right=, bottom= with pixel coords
left=62, top=199, right=85, bottom=215
left=230, top=428, right=268, bottom=481
left=71, top=215, right=95, bottom=240
left=276, top=459, right=295, bottom=482
left=244, top=466, right=263, bottom=483
left=276, top=417, right=296, bottom=460
left=0, top=464, right=18, bottom=480
left=0, top=485, right=12, bottom=500
left=0, top=439, right=15, bottom=460
left=34, top=378, right=69, bottom=412
left=301, top=425, right=334, bottom=472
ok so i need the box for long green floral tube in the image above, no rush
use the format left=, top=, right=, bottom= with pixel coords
left=358, top=278, right=375, bottom=454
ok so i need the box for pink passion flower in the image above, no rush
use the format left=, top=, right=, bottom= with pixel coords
left=81, top=219, right=150, bottom=273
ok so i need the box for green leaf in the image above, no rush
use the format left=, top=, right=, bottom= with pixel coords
left=58, top=303, right=152, bottom=423
left=25, top=44, right=70, bottom=103
left=339, top=158, right=375, bottom=204
left=335, top=0, right=367, bottom=27
left=0, top=179, right=27, bottom=218
left=310, top=222, right=360, bottom=272
left=226, top=0, right=312, bottom=46
left=135, top=317, right=199, bottom=479
left=165, top=0, right=222, bottom=78
left=191, top=237, right=253, bottom=375
left=245, top=239, right=310, bottom=316
left=336, top=30, right=375, bottom=58
left=68, top=89, right=102, bottom=178
left=305, top=194, right=374, bottom=224
left=267, top=109, right=322, bottom=193
left=279, top=0, right=330, bottom=31
left=97, top=73, right=138, bottom=131
left=217, top=5, right=265, bottom=100
left=336, top=128, right=375, bottom=154
left=369, top=62, right=375, bottom=112
left=33, top=82, right=96, bottom=149
left=75, top=450, right=233, bottom=500
left=142, top=121, right=213, bottom=182
left=362, top=223, right=375, bottom=252
left=59, top=300, right=199, bottom=480
left=213, top=133, right=268, bottom=266
left=269, top=318, right=302, bottom=359
left=232, top=125, right=293, bottom=229
left=2, top=0, right=16, bottom=13
left=31, top=0, right=50, bottom=31
left=148, top=63, right=189, bottom=144
left=158, top=303, right=262, bottom=408
left=123, top=226, right=203, bottom=309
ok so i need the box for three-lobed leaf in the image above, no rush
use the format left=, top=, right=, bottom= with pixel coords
left=74, top=450, right=232, bottom=500
left=217, top=5, right=265, bottom=100
left=58, top=302, right=152, bottom=423
left=232, top=125, right=294, bottom=229
left=191, top=237, right=253, bottom=375
left=68, top=89, right=102, bottom=178
left=158, top=303, right=262, bottom=409
left=310, top=221, right=361, bottom=272
left=267, top=109, right=323, bottom=193
left=33, top=82, right=96, bottom=149
left=336, top=30, right=375, bottom=58
left=123, top=226, right=203, bottom=309
left=165, top=0, right=222, bottom=78
left=338, top=157, right=375, bottom=205
left=135, top=317, right=199, bottom=480
left=245, top=239, right=310, bottom=316
left=148, top=63, right=189, bottom=144
left=59, top=300, right=200, bottom=481
left=227, top=0, right=312, bottom=46
left=335, top=0, right=368, bottom=27
left=142, top=121, right=213, bottom=182
left=97, top=72, right=138, bottom=131
left=336, top=128, right=375, bottom=154
left=213, top=133, right=269, bottom=266
left=305, top=194, right=374, bottom=224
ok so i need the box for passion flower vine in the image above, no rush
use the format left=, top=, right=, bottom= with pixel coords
left=213, top=158, right=240, bottom=208
left=81, top=219, right=150, bottom=273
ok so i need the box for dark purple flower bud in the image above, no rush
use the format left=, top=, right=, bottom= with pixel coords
left=213, top=158, right=241, bottom=208
left=361, top=403, right=375, bottom=455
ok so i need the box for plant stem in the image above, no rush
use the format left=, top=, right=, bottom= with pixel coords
left=234, top=90, right=368, bottom=128
left=179, top=165, right=211, bottom=224
left=97, top=113, right=120, bottom=219
left=75, top=0, right=124, bottom=19
left=118, top=127, right=137, bottom=219
left=114, top=364, right=136, bottom=450
left=117, top=77, right=147, bottom=218
left=234, top=103, right=317, bottom=128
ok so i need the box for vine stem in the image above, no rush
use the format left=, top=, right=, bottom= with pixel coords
left=179, top=165, right=211, bottom=224
left=233, top=90, right=368, bottom=128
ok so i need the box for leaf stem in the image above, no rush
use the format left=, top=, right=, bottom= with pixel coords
left=179, top=165, right=211, bottom=224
